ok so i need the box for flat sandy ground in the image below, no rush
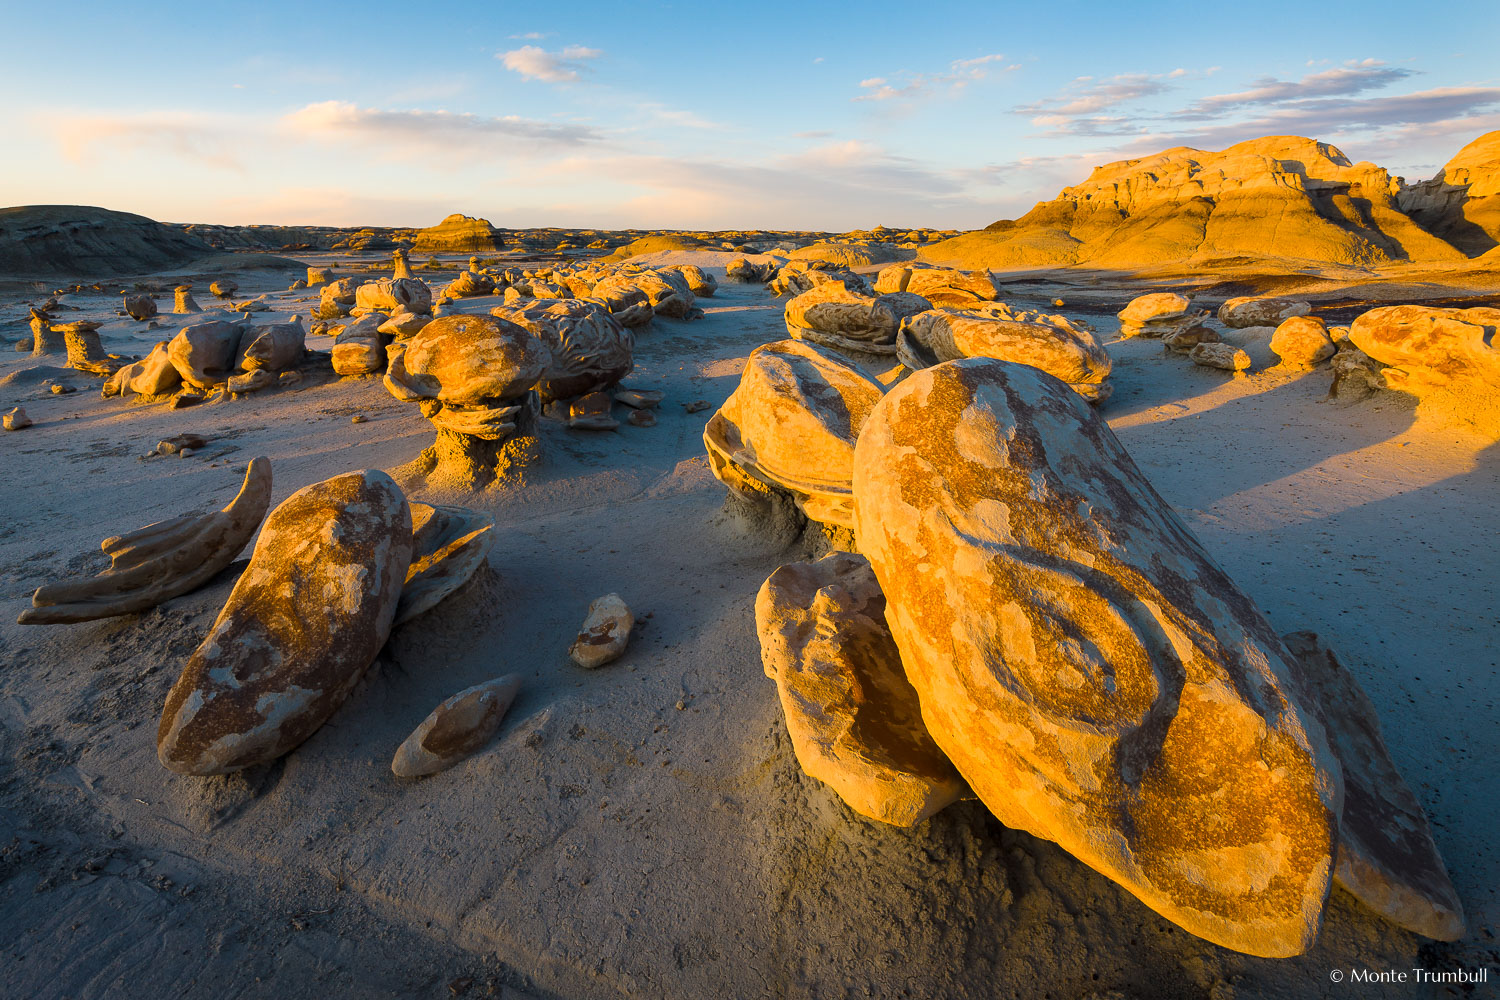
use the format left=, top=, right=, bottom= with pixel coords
left=0, top=253, right=1495, bottom=999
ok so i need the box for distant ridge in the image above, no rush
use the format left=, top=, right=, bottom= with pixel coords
left=925, top=133, right=1500, bottom=270
left=0, top=205, right=214, bottom=278
left=411, top=214, right=504, bottom=253
left=1397, top=130, right=1500, bottom=256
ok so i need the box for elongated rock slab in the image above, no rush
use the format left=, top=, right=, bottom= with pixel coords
left=157, top=470, right=412, bottom=775
left=396, top=503, right=495, bottom=625
left=851, top=358, right=1342, bottom=958
left=1282, top=631, right=1465, bottom=941
left=756, top=552, right=965, bottom=827
left=20, top=459, right=271, bottom=624
left=392, top=674, right=521, bottom=778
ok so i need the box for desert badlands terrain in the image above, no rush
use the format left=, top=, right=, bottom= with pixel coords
left=1, top=132, right=1498, bottom=999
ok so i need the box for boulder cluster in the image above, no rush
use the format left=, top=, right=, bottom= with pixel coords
left=729, top=358, right=1465, bottom=958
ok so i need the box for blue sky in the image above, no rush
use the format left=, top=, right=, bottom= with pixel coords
left=5, top=0, right=1499, bottom=230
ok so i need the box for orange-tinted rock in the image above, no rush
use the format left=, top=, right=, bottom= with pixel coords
left=704, top=340, right=884, bottom=529
left=1270, top=316, right=1336, bottom=369
left=852, top=358, right=1341, bottom=957
left=1348, top=305, right=1500, bottom=436
left=491, top=298, right=633, bottom=402
left=1220, top=297, right=1312, bottom=328
left=756, top=552, right=965, bottom=827
left=784, top=279, right=930, bottom=356
left=157, top=470, right=413, bottom=775
left=897, top=304, right=1112, bottom=402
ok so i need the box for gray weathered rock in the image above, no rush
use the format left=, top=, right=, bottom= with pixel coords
left=569, top=593, right=633, bottom=668
left=391, top=675, right=522, bottom=778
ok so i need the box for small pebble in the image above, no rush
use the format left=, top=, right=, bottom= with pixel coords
left=351, top=414, right=367, bottom=424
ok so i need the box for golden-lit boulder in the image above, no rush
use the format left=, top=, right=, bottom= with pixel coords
left=332, top=314, right=389, bottom=376
left=104, top=341, right=182, bottom=398
left=355, top=276, right=433, bottom=315
left=755, top=552, right=965, bottom=828
left=1348, top=305, right=1500, bottom=434
left=852, top=358, right=1342, bottom=958
left=491, top=298, right=633, bottom=402
left=157, top=470, right=413, bottom=775
left=784, top=279, right=929, bottom=356
left=239, top=317, right=306, bottom=372
left=704, top=339, right=884, bottom=529
left=167, top=316, right=248, bottom=391
left=590, top=276, right=656, bottom=327
left=896, top=303, right=1112, bottom=402
left=1282, top=632, right=1465, bottom=942
left=1190, top=342, right=1252, bottom=371
left=1270, top=315, right=1336, bottom=369
left=400, top=314, right=549, bottom=408
left=874, top=265, right=1002, bottom=307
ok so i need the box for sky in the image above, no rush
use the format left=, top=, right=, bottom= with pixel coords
left=4, top=0, right=1499, bottom=232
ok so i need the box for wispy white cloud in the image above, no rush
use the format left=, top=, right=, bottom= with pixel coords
left=497, top=44, right=602, bottom=83
left=1178, top=62, right=1417, bottom=118
left=508, top=31, right=550, bottom=40
left=282, top=101, right=603, bottom=151
left=853, top=53, right=1019, bottom=103
left=48, top=112, right=243, bottom=170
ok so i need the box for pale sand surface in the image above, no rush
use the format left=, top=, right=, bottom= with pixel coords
left=0, top=253, right=1495, bottom=998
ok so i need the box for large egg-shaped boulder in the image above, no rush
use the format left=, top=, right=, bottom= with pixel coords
left=402, top=313, right=550, bottom=405
left=157, top=470, right=413, bottom=775
left=852, top=358, right=1342, bottom=958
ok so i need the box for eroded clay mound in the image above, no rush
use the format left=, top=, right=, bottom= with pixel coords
left=851, top=357, right=1343, bottom=958
left=0, top=205, right=214, bottom=277
left=411, top=214, right=504, bottom=253
left=1396, top=129, right=1500, bottom=256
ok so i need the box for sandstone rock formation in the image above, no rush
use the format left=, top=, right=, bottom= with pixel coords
left=929, top=136, right=1466, bottom=269
left=490, top=299, right=633, bottom=403
left=240, top=317, right=306, bottom=371
left=210, top=279, right=238, bottom=300
left=1282, top=632, right=1465, bottom=942
left=174, top=285, right=202, bottom=314
left=28, top=309, right=62, bottom=355
left=852, top=358, right=1342, bottom=957
left=3, top=407, right=31, bottom=430
left=588, top=278, right=656, bottom=328
left=569, top=594, right=633, bottom=668
left=602, top=234, right=706, bottom=262
left=667, top=264, right=717, bottom=298
left=412, top=214, right=503, bottom=253
left=157, top=470, right=412, bottom=775
left=1219, top=297, right=1312, bottom=328
left=60, top=322, right=126, bottom=376
left=784, top=280, right=929, bottom=356
left=167, top=316, right=248, bottom=391
left=104, top=342, right=182, bottom=399
left=19, top=459, right=272, bottom=624
left=705, top=340, right=884, bottom=530
left=391, top=675, right=522, bottom=778
left=332, top=315, right=390, bottom=376
left=896, top=304, right=1112, bottom=402
left=390, top=314, right=551, bottom=488
left=1347, top=305, right=1500, bottom=434
left=1270, top=316, right=1336, bottom=369
left=123, top=293, right=157, bottom=321
left=755, top=552, right=965, bottom=827
left=396, top=503, right=496, bottom=626
left=1396, top=130, right=1500, bottom=256
left=356, top=277, right=433, bottom=316
left=874, top=264, right=1002, bottom=307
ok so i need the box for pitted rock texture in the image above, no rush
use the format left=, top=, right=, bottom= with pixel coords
left=491, top=299, right=633, bottom=403
left=157, top=470, right=413, bottom=775
left=874, top=265, right=1002, bottom=307
left=355, top=277, right=433, bottom=316
left=896, top=304, right=1112, bottom=402
left=704, top=339, right=885, bottom=530
left=851, top=358, right=1342, bottom=958
left=1348, top=304, right=1500, bottom=436
left=391, top=674, right=521, bottom=778
left=1219, top=297, right=1312, bottom=328
left=755, top=552, right=965, bottom=828
left=398, top=314, right=551, bottom=407
left=1282, top=632, right=1465, bottom=942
